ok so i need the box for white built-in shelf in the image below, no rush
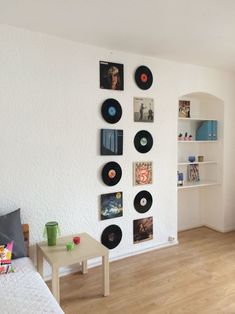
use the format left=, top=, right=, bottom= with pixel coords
left=178, top=161, right=217, bottom=166
left=177, top=180, right=220, bottom=190
left=178, top=140, right=217, bottom=143
left=178, top=117, right=214, bottom=121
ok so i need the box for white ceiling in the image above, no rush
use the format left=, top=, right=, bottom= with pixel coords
left=1, top=0, right=235, bottom=72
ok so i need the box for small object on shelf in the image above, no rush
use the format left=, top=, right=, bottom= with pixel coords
left=188, top=156, right=196, bottom=162
left=179, top=100, right=190, bottom=118
left=177, top=171, right=184, bottom=186
left=198, top=156, right=204, bottom=162
left=188, top=134, right=192, bottom=140
left=184, top=132, right=188, bottom=141
left=66, top=242, right=74, bottom=251
left=188, top=164, right=200, bottom=182
left=73, top=236, right=80, bottom=245
left=178, top=133, right=183, bottom=140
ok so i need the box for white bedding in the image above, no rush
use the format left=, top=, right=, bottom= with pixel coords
left=0, top=257, right=64, bottom=314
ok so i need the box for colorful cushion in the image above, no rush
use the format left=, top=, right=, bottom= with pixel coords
left=0, top=209, right=26, bottom=259
left=0, top=241, right=14, bottom=274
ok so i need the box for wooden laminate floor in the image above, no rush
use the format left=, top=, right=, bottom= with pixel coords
left=57, top=227, right=235, bottom=314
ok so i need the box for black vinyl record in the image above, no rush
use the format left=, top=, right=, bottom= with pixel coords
left=102, top=161, right=122, bottom=186
left=134, top=130, right=153, bottom=153
left=101, top=98, right=122, bottom=124
left=101, top=224, right=122, bottom=249
left=135, top=65, right=153, bottom=90
left=134, top=190, right=153, bottom=213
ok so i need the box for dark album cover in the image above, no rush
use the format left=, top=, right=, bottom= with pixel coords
left=100, top=61, right=124, bottom=91
left=133, top=217, right=153, bottom=244
left=100, top=192, right=123, bottom=220
left=100, top=129, right=123, bottom=155
left=134, top=97, right=154, bottom=122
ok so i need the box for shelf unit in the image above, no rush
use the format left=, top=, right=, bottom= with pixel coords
left=177, top=92, right=224, bottom=232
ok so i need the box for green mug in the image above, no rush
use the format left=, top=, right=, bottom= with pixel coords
left=44, top=221, right=60, bottom=246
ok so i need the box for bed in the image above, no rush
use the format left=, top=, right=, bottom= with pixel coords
left=0, top=224, right=64, bottom=314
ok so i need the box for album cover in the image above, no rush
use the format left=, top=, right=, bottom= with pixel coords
left=100, top=129, right=123, bottom=155
left=133, top=217, right=153, bottom=244
left=100, top=192, right=123, bottom=220
left=133, top=161, right=152, bottom=185
left=100, top=61, right=124, bottom=91
left=134, top=97, right=154, bottom=122
left=188, top=164, right=200, bottom=182
left=179, top=100, right=190, bottom=118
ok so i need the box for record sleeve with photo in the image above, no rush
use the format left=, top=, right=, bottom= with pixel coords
left=133, top=161, right=153, bottom=185
left=100, top=192, right=123, bottom=220
left=100, top=61, right=124, bottom=91
left=133, top=217, right=153, bottom=244
left=134, top=97, right=154, bottom=122
left=179, top=100, right=190, bottom=118
left=100, top=129, right=123, bottom=155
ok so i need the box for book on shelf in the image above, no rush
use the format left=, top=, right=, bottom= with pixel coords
left=188, top=164, right=200, bottom=182
left=178, top=100, right=190, bottom=118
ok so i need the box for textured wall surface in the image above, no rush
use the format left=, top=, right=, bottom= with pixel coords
left=1, top=26, right=235, bottom=272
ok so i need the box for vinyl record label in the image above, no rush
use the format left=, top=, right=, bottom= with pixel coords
left=101, top=224, right=122, bottom=249
left=102, top=161, right=122, bottom=186
left=134, top=130, right=153, bottom=153
left=134, top=190, right=153, bottom=213
left=135, top=65, right=153, bottom=90
left=101, top=98, right=122, bottom=124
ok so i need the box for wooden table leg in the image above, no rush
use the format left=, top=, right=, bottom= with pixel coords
left=82, top=260, right=88, bottom=274
left=102, top=254, right=109, bottom=296
left=52, top=266, right=60, bottom=304
left=36, top=245, right=43, bottom=278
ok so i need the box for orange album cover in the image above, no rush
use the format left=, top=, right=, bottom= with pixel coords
left=133, top=161, right=152, bottom=185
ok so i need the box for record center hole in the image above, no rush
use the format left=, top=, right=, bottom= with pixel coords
left=140, top=137, right=148, bottom=146
left=108, top=232, right=116, bottom=242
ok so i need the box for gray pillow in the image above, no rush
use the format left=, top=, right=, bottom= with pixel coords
left=0, top=208, right=26, bottom=259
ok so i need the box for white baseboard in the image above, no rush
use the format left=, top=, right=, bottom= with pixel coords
left=179, top=223, right=235, bottom=233
left=178, top=224, right=204, bottom=232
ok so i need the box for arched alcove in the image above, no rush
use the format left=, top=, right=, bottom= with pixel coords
left=177, top=92, right=224, bottom=232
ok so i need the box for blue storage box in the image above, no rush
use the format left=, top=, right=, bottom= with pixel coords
left=196, top=120, right=217, bottom=141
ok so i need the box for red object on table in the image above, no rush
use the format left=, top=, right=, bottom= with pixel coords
left=73, top=236, right=80, bottom=245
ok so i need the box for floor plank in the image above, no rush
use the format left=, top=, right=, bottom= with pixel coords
left=56, top=227, right=235, bottom=314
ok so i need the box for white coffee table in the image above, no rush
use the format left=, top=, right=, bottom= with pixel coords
left=36, top=232, right=109, bottom=304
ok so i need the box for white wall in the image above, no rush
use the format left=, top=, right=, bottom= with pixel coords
left=1, top=25, right=235, bottom=268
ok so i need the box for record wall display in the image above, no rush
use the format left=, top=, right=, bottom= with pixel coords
left=101, top=224, right=122, bottom=249
left=135, top=65, right=153, bottom=90
left=101, top=98, right=122, bottom=124
left=134, top=190, right=153, bottom=213
left=102, top=161, right=122, bottom=186
left=134, top=130, right=153, bottom=153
